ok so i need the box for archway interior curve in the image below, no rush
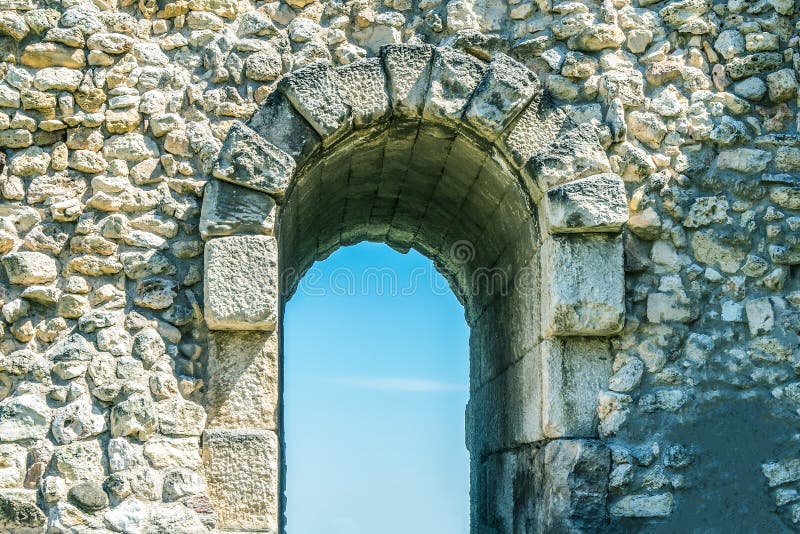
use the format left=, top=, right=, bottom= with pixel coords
left=279, top=118, right=540, bottom=327
left=277, top=117, right=546, bottom=530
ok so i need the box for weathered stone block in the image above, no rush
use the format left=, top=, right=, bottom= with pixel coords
left=540, top=338, right=612, bottom=437
left=423, top=47, right=486, bottom=126
left=542, top=234, right=625, bottom=336
left=535, top=439, right=611, bottom=531
left=463, top=53, right=540, bottom=139
left=2, top=252, right=58, bottom=285
left=467, top=348, right=543, bottom=457
left=545, top=173, right=628, bottom=233
left=248, top=91, right=322, bottom=166
left=476, top=447, right=538, bottom=533
left=335, top=58, right=390, bottom=128
left=202, top=429, right=278, bottom=532
left=212, top=122, right=295, bottom=199
left=206, top=331, right=278, bottom=430
left=380, top=44, right=433, bottom=118
left=0, top=492, right=46, bottom=533
left=501, top=95, right=567, bottom=172
left=527, top=122, right=611, bottom=194
left=204, top=236, right=278, bottom=331
left=278, top=60, right=352, bottom=145
left=200, top=180, right=275, bottom=240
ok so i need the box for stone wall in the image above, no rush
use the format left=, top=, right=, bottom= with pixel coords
left=0, top=0, right=797, bottom=530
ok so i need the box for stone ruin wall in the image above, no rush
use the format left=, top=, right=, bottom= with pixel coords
left=0, top=0, right=798, bottom=530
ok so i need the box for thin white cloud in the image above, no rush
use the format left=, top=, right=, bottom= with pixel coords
left=331, top=376, right=467, bottom=393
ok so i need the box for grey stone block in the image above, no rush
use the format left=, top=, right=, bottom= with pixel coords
left=247, top=91, right=321, bottom=166
left=501, top=94, right=567, bottom=174
left=423, top=47, right=487, bottom=126
left=204, top=235, right=278, bottom=331
left=527, top=122, right=612, bottom=194
left=335, top=58, right=390, bottom=128
left=535, top=439, right=611, bottom=532
left=545, top=173, right=628, bottom=233
left=212, top=121, right=295, bottom=199
left=540, top=338, right=612, bottom=438
left=202, top=429, right=278, bottom=532
left=206, top=331, right=278, bottom=431
left=200, top=179, right=275, bottom=239
left=380, top=44, right=433, bottom=118
left=278, top=60, right=352, bottom=145
left=542, top=234, right=625, bottom=336
left=464, top=53, right=541, bottom=140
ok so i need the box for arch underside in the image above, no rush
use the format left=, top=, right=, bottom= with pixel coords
left=280, top=119, right=537, bottom=323
left=199, top=44, right=628, bottom=533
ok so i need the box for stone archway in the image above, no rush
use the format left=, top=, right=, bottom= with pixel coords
left=199, top=44, right=627, bottom=533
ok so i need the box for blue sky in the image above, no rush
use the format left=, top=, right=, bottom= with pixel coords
left=283, top=243, right=470, bottom=533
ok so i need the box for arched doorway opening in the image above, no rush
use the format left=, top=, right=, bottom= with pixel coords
left=283, top=243, right=469, bottom=533
left=200, top=44, right=627, bottom=533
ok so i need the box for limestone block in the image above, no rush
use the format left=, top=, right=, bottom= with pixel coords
left=467, top=348, right=542, bottom=457
left=545, top=173, right=628, bottom=233
left=476, top=448, right=538, bottom=532
left=540, top=338, right=612, bottom=437
left=423, top=47, right=486, bottom=126
left=535, top=439, right=611, bottom=531
left=335, top=58, right=390, bottom=128
left=0, top=394, right=51, bottom=442
left=200, top=180, right=275, bottom=240
left=380, top=44, right=433, bottom=118
left=206, top=331, right=278, bottom=430
left=2, top=252, right=57, bottom=285
left=501, top=96, right=567, bottom=171
left=247, top=91, right=321, bottom=166
left=278, top=60, right=352, bottom=145
left=204, top=235, right=278, bottom=331
left=610, top=493, right=674, bottom=518
left=542, top=234, right=625, bottom=336
left=527, top=122, right=611, bottom=194
left=463, top=54, right=540, bottom=139
left=202, top=429, right=278, bottom=532
left=212, top=122, right=295, bottom=199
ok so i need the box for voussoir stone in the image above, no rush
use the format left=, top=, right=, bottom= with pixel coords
left=200, top=179, right=275, bottom=239
left=542, top=234, right=625, bottom=336
left=527, top=122, right=611, bottom=195
left=423, top=47, right=486, bottom=126
left=212, top=121, right=295, bottom=199
left=247, top=91, right=322, bottom=166
left=335, top=58, right=390, bottom=128
left=545, top=173, right=628, bottom=233
left=204, top=235, right=278, bottom=331
left=463, top=53, right=540, bottom=139
left=278, top=60, right=352, bottom=144
left=380, top=44, right=434, bottom=118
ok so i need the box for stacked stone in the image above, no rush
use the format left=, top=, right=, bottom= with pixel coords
left=0, top=0, right=794, bottom=528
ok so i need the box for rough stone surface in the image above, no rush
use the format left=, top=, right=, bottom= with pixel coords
left=200, top=179, right=275, bottom=239
left=206, top=331, right=278, bottom=430
left=212, top=121, right=295, bottom=198
left=202, top=429, right=278, bottom=531
left=0, top=0, right=794, bottom=529
left=204, top=235, right=278, bottom=330
left=545, top=173, right=628, bottom=233
left=542, top=235, right=625, bottom=336
left=535, top=440, right=611, bottom=531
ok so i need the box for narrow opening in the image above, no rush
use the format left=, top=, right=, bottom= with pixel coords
left=284, top=243, right=470, bottom=533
